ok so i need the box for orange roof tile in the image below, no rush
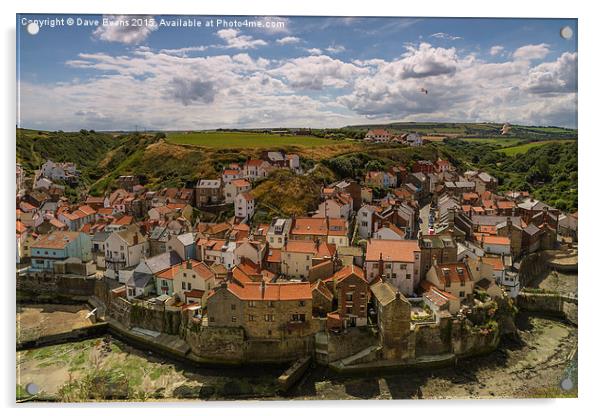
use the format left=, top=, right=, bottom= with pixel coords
left=481, top=235, right=510, bottom=245
left=227, top=281, right=311, bottom=301
left=291, top=217, right=328, bottom=236
left=365, top=239, right=419, bottom=263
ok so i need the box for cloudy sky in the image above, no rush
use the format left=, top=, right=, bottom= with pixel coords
left=17, top=15, right=577, bottom=131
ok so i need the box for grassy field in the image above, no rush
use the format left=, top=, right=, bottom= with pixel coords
left=460, top=137, right=526, bottom=147
left=167, top=131, right=343, bottom=148
left=496, top=140, right=576, bottom=155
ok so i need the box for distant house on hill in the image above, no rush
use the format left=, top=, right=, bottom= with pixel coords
left=364, top=129, right=392, bottom=143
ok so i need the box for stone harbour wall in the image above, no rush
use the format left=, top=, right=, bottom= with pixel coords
left=517, top=292, right=578, bottom=325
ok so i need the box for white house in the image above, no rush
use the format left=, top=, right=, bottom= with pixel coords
left=235, top=192, right=255, bottom=221
left=365, top=239, right=421, bottom=296
left=224, top=179, right=252, bottom=204
left=104, top=227, right=148, bottom=279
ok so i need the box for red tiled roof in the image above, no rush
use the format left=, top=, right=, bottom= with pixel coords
left=227, top=281, right=312, bottom=301
left=267, top=248, right=281, bottom=263
left=231, top=179, right=251, bottom=188
left=433, top=263, right=473, bottom=286
left=365, top=239, right=419, bottom=263
left=184, top=289, right=205, bottom=299
left=16, top=220, right=27, bottom=235
left=482, top=256, right=504, bottom=271
left=481, top=235, right=510, bottom=245
left=32, top=231, right=80, bottom=249
left=332, top=265, right=366, bottom=283
left=284, top=240, right=318, bottom=254
left=291, top=217, right=328, bottom=236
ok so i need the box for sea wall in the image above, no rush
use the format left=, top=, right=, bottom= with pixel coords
left=517, top=292, right=578, bottom=325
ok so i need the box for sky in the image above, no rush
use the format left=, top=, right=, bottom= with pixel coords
left=16, top=15, right=578, bottom=131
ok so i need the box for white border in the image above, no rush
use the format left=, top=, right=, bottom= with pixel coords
left=2, top=0, right=599, bottom=414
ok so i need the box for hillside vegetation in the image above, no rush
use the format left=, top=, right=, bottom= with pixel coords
left=440, top=139, right=578, bottom=212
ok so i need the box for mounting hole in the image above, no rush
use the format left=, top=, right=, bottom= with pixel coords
left=25, top=382, right=39, bottom=395
left=560, top=377, right=574, bottom=391
left=26, top=22, right=40, bottom=36
left=560, top=26, right=573, bottom=40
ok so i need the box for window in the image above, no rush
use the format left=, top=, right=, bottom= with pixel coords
left=231, top=316, right=237, bottom=323
left=181, top=282, right=186, bottom=289
left=248, top=315, right=255, bottom=322
left=268, top=301, right=275, bottom=308
left=231, top=304, right=236, bottom=310
left=209, top=316, right=215, bottom=322
left=391, top=273, right=397, bottom=279
left=161, top=280, right=168, bottom=287
left=459, top=291, right=465, bottom=298
left=248, top=301, right=256, bottom=307
left=460, top=280, right=465, bottom=287
left=361, top=221, right=368, bottom=227
left=372, top=263, right=379, bottom=269
left=299, top=300, right=305, bottom=307
left=346, top=307, right=353, bottom=314
left=187, top=283, right=192, bottom=290
left=346, top=293, right=353, bottom=302
left=385, top=264, right=391, bottom=269
left=265, top=314, right=274, bottom=322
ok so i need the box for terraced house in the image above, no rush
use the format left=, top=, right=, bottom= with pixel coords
left=207, top=281, right=315, bottom=339
left=30, top=231, right=92, bottom=272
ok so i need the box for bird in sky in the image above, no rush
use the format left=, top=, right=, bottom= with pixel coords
left=501, top=123, right=511, bottom=135
left=420, top=87, right=428, bottom=95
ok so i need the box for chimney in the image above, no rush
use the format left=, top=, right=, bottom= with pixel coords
left=220, top=281, right=228, bottom=289
left=378, top=252, right=384, bottom=277
left=507, top=216, right=512, bottom=228
left=395, top=291, right=401, bottom=300
left=260, top=280, right=266, bottom=299
left=432, top=255, right=438, bottom=267
left=133, top=233, right=139, bottom=245
left=186, top=259, right=192, bottom=269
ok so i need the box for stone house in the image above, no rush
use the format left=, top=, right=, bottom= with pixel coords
left=311, top=279, right=334, bottom=317
left=206, top=281, right=315, bottom=339
left=370, top=281, right=411, bottom=360
left=195, top=179, right=223, bottom=206
left=324, top=266, right=369, bottom=330
left=419, top=235, right=457, bottom=279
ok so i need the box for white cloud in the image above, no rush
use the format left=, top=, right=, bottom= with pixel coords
left=325, top=44, right=346, bottom=54
left=523, top=52, right=577, bottom=94
left=338, top=42, right=577, bottom=127
left=216, top=29, right=268, bottom=50
left=276, top=36, right=301, bottom=45
left=513, top=43, right=550, bottom=61
left=305, top=48, right=322, bottom=55
left=93, top=15, right=157, bottom=44
left=270, top=55, right=368, bottom=90
left=21, top=41, right=578, bottom=130
left=430, top=32, right=462, bottom=41
left=490, top=45, right=504, bottom=56
left=159, top=46, right=209, bottom=57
